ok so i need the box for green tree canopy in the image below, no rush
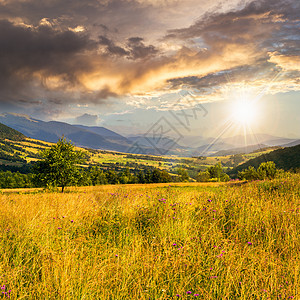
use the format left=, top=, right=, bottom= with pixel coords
left=197, top=163, right=229, bottom=182
left=177, top=168, right=189, bottom=182
left=238, top=161, right=279, bottom=181
left=257, top=161, right=277, bottom=180
left=237, top=166, right=258, bottom=181
left=34, top=137, right=85, bottom=192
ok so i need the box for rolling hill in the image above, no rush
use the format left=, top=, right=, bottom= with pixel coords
left=0, top=113, right=188, bottom=155
left=212, top=144, right=281, bottom=156
left=0, top=113, right=135, bottom=153
left=1, top=121, right=293, bottom=180
left=75, top=125, right=130, bottom=145
left=1, top=113, right=298, bottom=157
left=221, top=134, right=297, bottom=147
left=281, top=139, right=300, bottom=148
left=0, top=122, right=26, bottom=141
left=228, top=144, right=300, bottom=176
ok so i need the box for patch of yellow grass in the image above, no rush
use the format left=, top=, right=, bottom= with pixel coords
left=0, top=175, right=299, bottom=299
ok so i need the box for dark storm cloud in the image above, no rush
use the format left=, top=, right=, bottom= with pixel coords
left=0, top=20, right=96, bottom=72
left=0, top=0, right=157, bottom=37
left=127, top=37, right=158, bottom=60
left=99, top=35, right=129, bottom=56
left=99, top=35, right=158, bottom=59
left=0, top=20, right=97, bottom=101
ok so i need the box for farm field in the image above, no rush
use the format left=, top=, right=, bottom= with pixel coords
left=1, top=137, right=279, bottom=177
left=1, top=175, right=299, bottom=299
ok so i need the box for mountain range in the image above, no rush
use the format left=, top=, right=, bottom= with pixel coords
left=0, top=113, right=299, bottom=156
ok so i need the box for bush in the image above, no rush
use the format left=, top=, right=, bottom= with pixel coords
left=238, top=161, right=280, bottom=181
left=197, top=163, right=230, bottom=182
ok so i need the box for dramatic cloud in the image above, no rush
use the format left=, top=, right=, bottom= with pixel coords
left=0, top=0, right=299, bottom=119
left=0, top=20, right=96, bottom=101
left=161, top=0, right=300, bottom=97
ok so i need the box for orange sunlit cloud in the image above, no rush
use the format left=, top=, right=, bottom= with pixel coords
left=0, top=0, right=298, bottom=120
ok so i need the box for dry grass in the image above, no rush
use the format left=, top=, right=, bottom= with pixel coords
left=0, top=175, right=299, bottom=299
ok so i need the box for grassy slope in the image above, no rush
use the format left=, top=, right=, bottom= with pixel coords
left=0, top=175, right=299, bottom=299
left=0, top=138, right=274, bottom=176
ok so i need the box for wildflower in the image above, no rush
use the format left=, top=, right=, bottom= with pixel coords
left=208, top=199, right=212, bottom=202
left=194, top=294, right=199, bottom=297
left=247, top=242, right=252, bottom=245
left=172, top=243, right=177, bottom=246
left=115, top=254, right=118, bottom=257
left=71, top=220, right=74, bottom=223
left=187, top=291, right=192, bottom=294
left=58, top=227, right=62, bottom=230
left=176, top=295, right=181, bottom=298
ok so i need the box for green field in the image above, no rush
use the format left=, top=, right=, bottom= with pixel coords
left=0, top=137, right=279, bottom=179
left=0, top=175, right=299, bottom=299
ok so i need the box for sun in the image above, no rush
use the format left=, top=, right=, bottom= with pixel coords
left=232, top=100, right=257, bottom=125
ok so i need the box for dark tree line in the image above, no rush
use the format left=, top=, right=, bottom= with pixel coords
left=0, top=171, right=35, bottom=188
left=0, top=166, right=183, bottom=189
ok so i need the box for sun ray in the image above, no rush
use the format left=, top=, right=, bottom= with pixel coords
left=200, top=119, right=235, bottom=156
left=195, top=68, right=286, bottom=157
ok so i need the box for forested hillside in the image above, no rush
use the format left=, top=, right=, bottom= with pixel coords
left=0, top=122, right=26, bottom=141
left=228, top=144, right=300, bottom=176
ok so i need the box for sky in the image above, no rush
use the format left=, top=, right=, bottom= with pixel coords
left=0, top=0, right=299, bottom=142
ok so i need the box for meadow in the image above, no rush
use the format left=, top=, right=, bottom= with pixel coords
left=2, top=137, right=278, bottom=175
left=0, top=175, right=299, bottom=299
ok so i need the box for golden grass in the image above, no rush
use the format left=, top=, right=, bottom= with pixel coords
left=0, top=182, right=226, bottom=195
left=0, top=175, right=299, bottom=299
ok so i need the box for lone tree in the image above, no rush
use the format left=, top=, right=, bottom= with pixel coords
left=34, top=137, right=85, bottom=192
